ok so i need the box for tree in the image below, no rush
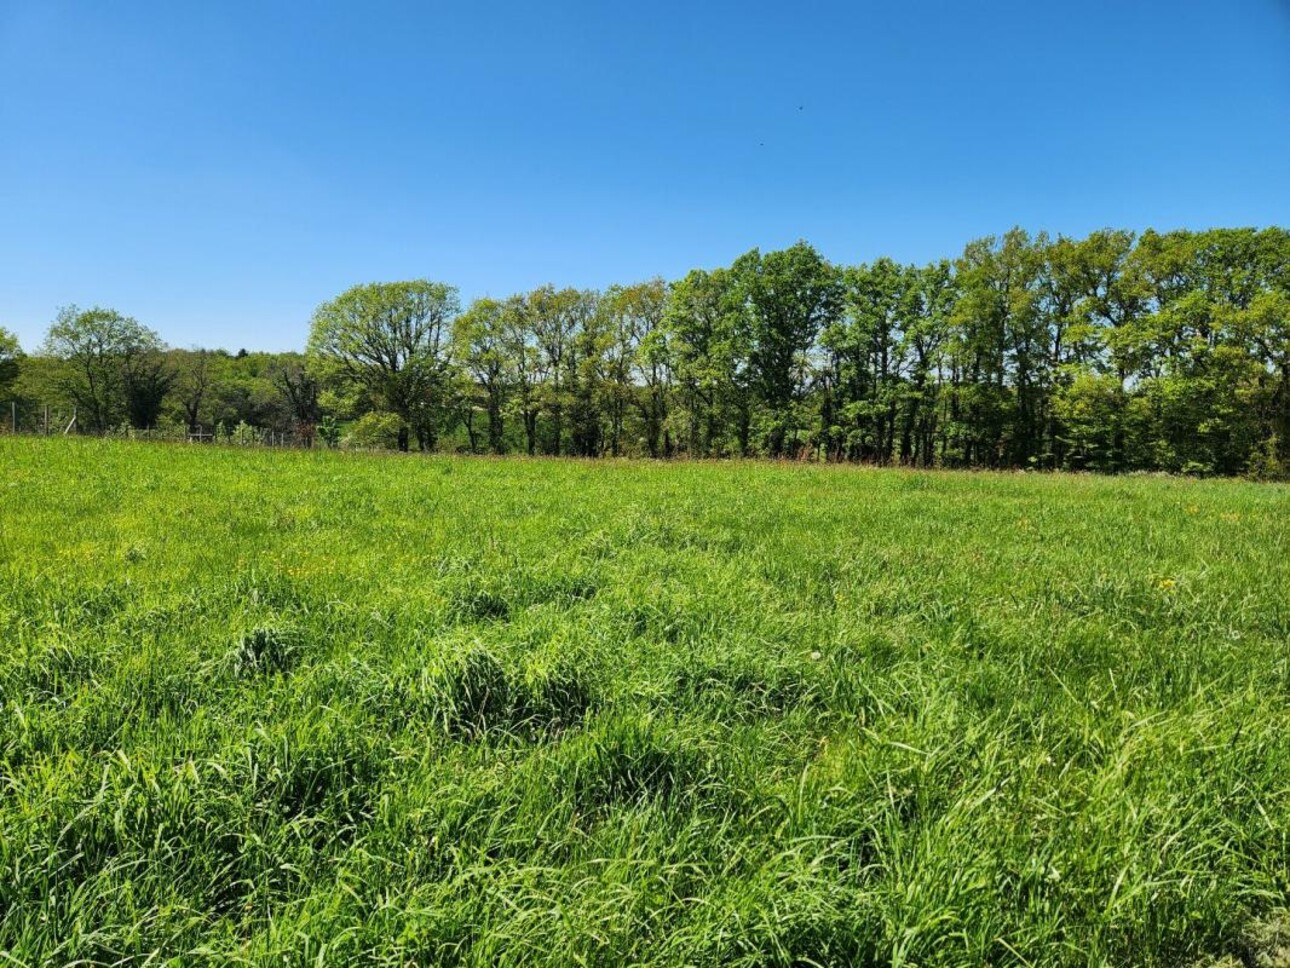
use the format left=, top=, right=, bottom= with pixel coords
left=0, top=327, right=22, bottom=404
left=453, top=298, right=512, bottom=454
left=307, top=280, right=459, bottom=452
left=527, top=286, right=594, bottom=455
left=568, top=298, right=609, bottom=457
left=951, top=229, right=1046, bottom=467
left=1240, top=288, right=1290, bottom=462
left=500, top=294, right=542, bottom=456
left=736, top=242, right=844, bottom=456
left=123, top=353, right=173, bottom=429
left=605, top=280, right=671, bottom=457
left=272, top=356, right=323, bottom=446
left=824, top=258, right=920, bottom=463
left=665, top=267, right=754, bottom=457
left=899, top=261, right=955, bottom=466
left=171, top=349, right=212, bottom=434
left=42, top=306, right=164, bottom=432
left=205, top=351, right=284, bottom=432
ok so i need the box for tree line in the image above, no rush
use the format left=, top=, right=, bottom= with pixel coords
left=2, top=226, right=1287, bottom=476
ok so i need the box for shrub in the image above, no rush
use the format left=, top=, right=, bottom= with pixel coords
left=341, top=411, right=404, bottom=450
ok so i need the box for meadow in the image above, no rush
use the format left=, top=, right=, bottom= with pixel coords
left=0, top=436, right=1287, bottom=966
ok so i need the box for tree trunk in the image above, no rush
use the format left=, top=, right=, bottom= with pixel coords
left=525, top=410, right=537, bottom=455
left=488, top=402, right=504, bottom=454
left=464, top=410, right=479, bottom=453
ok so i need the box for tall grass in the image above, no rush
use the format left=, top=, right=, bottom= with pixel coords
left=1, top=437, right=1287, bottom=965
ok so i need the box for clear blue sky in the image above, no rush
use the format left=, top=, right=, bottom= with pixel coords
left=2, top=0, right=1288, bottom=352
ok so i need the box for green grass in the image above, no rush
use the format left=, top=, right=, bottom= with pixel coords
left=1, top=437, right=1288, bottom=966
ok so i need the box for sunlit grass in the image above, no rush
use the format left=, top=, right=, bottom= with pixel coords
left=1, top=437, right=1287, bottom=965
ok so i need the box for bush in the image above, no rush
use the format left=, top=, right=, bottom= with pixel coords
left=317, top=415, right=341, bottom=448
left=1246, top=434, right=1288, bottom=481
left=231, top=421, right=262, bottom=446
left=341, top=411, right=404, bottom=450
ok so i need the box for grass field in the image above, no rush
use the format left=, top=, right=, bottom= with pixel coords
left=1, top=437, right=1288, bottom=966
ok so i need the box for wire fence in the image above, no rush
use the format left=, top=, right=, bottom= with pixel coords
left=1, top=401, right=318, bottom=448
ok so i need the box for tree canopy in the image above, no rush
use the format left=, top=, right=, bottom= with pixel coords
left=41, top=306, right=165, bottom=432
left=7, top=227, right=1289, bottom=477
left=306, top=280, right=459, bottom=451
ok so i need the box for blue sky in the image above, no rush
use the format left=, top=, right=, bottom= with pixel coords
left=2, top=0, right=1288, bottom=352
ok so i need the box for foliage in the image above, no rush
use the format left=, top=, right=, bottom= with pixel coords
left=342, top=410, right=404, bottom=449
left=272, top=356, right=322, bottom=439
left=452, top=297, right=514, bottom=454
left=317, top=414, right=342, bottom=449
left=307, top=280, right=460, bottom=452
left=1, top=436, right=1287, bottom=964
left=737, top=242, right=845, bottom=455
left=0, top=325, right=22, bottom=402
left=12, top=226, right=1290, bottom=476
left=230, top=419, right=262, bottom=446
left=41, top=305, right=165, bottom=432
left=1246, top=434, right=1287, bottom=481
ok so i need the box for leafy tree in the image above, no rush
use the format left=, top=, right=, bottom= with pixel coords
left=900, top=261, right=955, bottom=466
left=307, top=280, right=459, bottom=452
left=42, top=306, right=164, bottom=432
left=952, top=230, right=1047, bottom=466
left=736, top=242, right=843, bottom=456
left=665, top=268, right=751, bottom=456
left=1239, top=288, right=1290, bottom=460
left=527, top=286, right=596, bottom=455
left=499, top=294, right=542, bottom=456
left=170, top=349, right=212, bottom=434
left=568, top=299, right=610, bottom=457
left=203, top=352, right=283, bottom=431
left=272, top=356, right=323, bottom=445
left=0, top=327, right=22, bottom=403
left=454, top=298, right=513, bottom=454
left=605, top=280, right=671, bottom=457
left=824, top=258, right=920, bottom=462
left=123, top=349, right=174, bottom=429
left=1053, top=372, right=1125, bottom=471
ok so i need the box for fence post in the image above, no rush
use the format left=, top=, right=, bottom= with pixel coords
left=10, top=401, right=14, bottom=434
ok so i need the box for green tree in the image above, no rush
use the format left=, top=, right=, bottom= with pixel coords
left=453, top=298, right=513, bottom=454
left=1239, top=288, right=1290, bottom=462
left=900, top=261, right=955, bottom=466
left=42, top=306, right=164, bottom=432
left=123, top=349, right=174, bottom=429
left=169, top=349, right=212, bottom=434
left=272, top=356, right=323, bottom=445
left=307, top=280, right=459, bottom=452
left=499, top=294, right=542, bottom=456
left=204, top=352, right=283, bottom=432
left=664, top=268, right=751, bottom=457
left=824, top=258, right=919, bottom=463
left=951, top=229, right=1046, bottom=467
left=0, top=327, right=22, bottom=405
left=568, top=298, right=610, bottom=457
left=527, top=286, right=596, bottom=455
left=605, top=280, right=671, bottom=457
left=736, top=242, right=843, bottom=456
